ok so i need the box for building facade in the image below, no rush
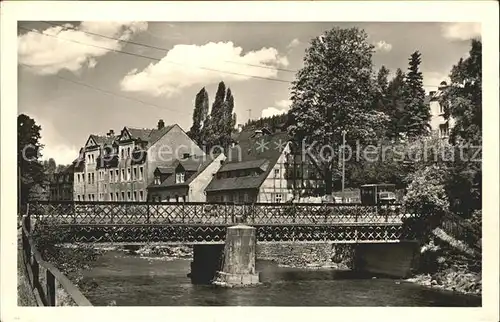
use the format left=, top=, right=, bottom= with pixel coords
left=72, top=120, right=204, bottom=202
left=147, top=153, right=226, bottom=202
left=428, top=81, right=455, bottom=139
left=48, top=164, right=74, bottom=201
left=205, top=128, right=325, bottom=203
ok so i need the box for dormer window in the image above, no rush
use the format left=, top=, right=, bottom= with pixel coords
left=154, top=176, right=162, bottom=185
left=175, top=172, right=185, bottom=184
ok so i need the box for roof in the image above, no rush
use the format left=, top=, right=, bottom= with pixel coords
left=205, top=176, right=265, bottom=192
left=155, top=166, right=175, bottom=174
left=218, top=159, right=267, bottom=172
left=123, top=125, right=175, bottom=147
left=206, top=129, right=290, bottom=192
left=148, top=156, right=216, bottom=189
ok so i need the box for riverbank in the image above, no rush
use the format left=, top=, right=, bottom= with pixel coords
left=406, top=229, right=482, bottom=296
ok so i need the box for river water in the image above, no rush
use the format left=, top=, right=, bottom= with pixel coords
left=81, top=251, right=481, bottom=306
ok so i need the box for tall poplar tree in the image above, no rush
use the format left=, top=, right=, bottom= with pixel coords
left=188, top=87, right=209, bottom=145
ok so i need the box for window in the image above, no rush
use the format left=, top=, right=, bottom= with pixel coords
left=127, top=147, right=131, bottom=157
left=274, top=193, right=283, bottom=203
left=139, top=190, right=144, bottom=201
left=110, top=193, right=113, bottom=201
left=175, top=172, right=185, bottom=183
left=121, top=192, right=125, bottom=201
left=121, top=149, right=124, bottom=159
left=175, top=195, right=179, bottom=202
left=82, top=195, right=85, bottom=201
left=133, top=191, right=137, bottom=201
left=121, top=169, right=125, bottom=182
left=91, top=173, right=95, bottom=184
left=77, top=195, right=81, bottom=201
left=88, top=173, right=91, bottom=184
left=439, top=123, right=449, bottom=138
left=110, top=171, right=114, bottom=182
left=274, top=168, right=280, bottom=177
left=439, top=102, right=444, bottom=114
left=104, top=184, right=107, bottom=191
left=243, top=193, right=249, bottom=203
left=154, top=176, right=161, bottom=185
left=88, top=194, right=91, bottom=201
left=127, top=191, right=131, bottom=201
left=133, top=167, right=137, bottom=180
left=115, top=169, right=119, bottom=182
left=139, top=166, right=144, bottom=180
left=115, top=192, right=119, bottom=201
left=127, top=168, right=131, bottom=181
left=92, top=194, right=95, bottom=201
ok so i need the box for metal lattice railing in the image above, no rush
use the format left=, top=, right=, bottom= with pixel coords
left=28, top=201, right=422, bottom=244
left=28, top=201, right=414, bottom=226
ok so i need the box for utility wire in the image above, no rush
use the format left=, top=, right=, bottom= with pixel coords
left=18, top=26, right=293, bottom=84
left=20, top=63, right=187, bottom=115
left=40, top=21, right=299, bottom=74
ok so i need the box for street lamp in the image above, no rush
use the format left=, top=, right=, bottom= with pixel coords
left=341, top=130, right=347, bottom=203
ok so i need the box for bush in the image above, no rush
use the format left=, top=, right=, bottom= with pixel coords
left=403, top=165, right=450, bottom=217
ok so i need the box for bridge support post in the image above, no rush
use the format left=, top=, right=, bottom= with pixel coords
left=213, top=224, right=260, bottom=287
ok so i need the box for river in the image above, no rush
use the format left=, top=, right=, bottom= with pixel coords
left=81, top=251, right=481, bottom=306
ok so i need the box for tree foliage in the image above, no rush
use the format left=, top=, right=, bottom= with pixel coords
left=18, top=114, right=45, bottom=205
left=403, top=51, right=430, bottom=138
left=287, top=27, right=389, bottom=194
left=188, top=87, right=209, bottom=145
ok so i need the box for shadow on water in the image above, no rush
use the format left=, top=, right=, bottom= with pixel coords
left=81, top=251, right=481, bottom=307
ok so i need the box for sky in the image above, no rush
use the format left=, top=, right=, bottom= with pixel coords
left=17, top=21, right=481, bottom=165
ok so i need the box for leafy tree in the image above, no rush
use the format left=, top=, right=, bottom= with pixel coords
left=287, top=27, right=389, bottom=195
left=439, top=39, right=482, bottom=217
left=43, top=158, right=57, bottom=175
left=188, top=87, right=209, bottom=145
left=403, top=51, right=430, bottom=138
left=18, top=114, right=45, bottom=205
left=441, top=39, right=482, bottom=145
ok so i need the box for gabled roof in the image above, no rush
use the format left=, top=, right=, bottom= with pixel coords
left=118, top=125, right=175, bottom=147
left=206, top=129, right=290, bottom=192
left=218, top=159, right=268, bottom=172
left=148, top=156, right=217, bottom=189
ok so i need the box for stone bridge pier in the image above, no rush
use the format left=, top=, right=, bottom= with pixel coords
left=189, top=224, right=260, bottom=287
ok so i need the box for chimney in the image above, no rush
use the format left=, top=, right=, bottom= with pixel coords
left=107, top=129, right=114, bottom=137
left=254, top=129, right=263, bottom=138
left=438, top=81, right=448, bottom=91
left=158, top=119, right=165, bottom=130
left=237, top=124, right=243, bottom=133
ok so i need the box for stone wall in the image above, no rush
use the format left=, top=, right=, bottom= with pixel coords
left=256, top=243, right=354, bottom=269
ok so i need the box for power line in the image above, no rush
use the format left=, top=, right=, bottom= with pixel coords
left=19, top=63, right=187, bottom=115
left=18, top=26, right=293, bottom=84
left=40, top=21, right=299, bottom=74
left=20, top=24, right=444, bottom=88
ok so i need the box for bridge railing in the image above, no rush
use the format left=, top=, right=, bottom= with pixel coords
left=28, top=201, right=414, bottom=226
left=21, top=210, right=93, bottom=306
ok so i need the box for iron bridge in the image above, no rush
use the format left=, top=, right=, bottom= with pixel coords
left=27, top=201, right=423, bottom=244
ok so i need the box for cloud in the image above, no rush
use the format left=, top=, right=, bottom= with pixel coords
left=441, top=23, right=481, bottom=41
left=287, top=38, right=300, bottom=49
left=27, top=113, right=80, bottom=164
left=18, top=21, right=148, bottom=75
left=120, top=41, right=289, bottom=96
left=374, top=40, right=392, bottom=53
left=261, top=99, right=292, bottom=118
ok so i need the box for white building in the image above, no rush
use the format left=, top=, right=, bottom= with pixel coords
left=428, top=81, right=455, bottom=139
